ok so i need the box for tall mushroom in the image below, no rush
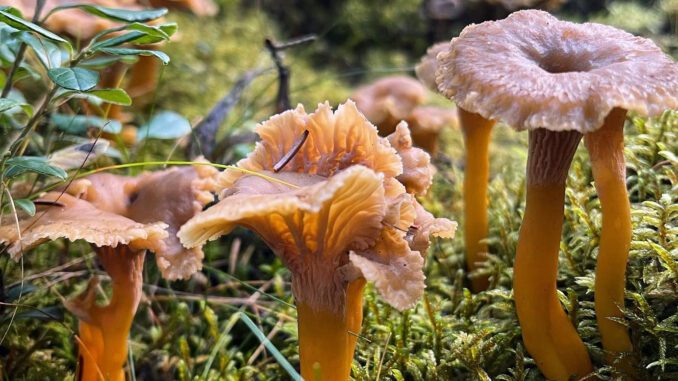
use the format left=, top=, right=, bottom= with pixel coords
left=0, top=192, right=167, bottom=381
left=179, top=101, right=455, bottom=381
left=437, top=9, right=678, bottom=379
left=417, top=41, right=496, bottom=291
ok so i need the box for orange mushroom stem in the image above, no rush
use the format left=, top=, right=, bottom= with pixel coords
left=514, top=129, right=592, bottom=379
left=584, top=108, right=635, bottom=371
left=70, top=246, right=145, bottom=381
left=458, top=108, right=495, bottom=291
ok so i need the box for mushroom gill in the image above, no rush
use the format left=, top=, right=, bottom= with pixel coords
left=179, top=101, right=455, bottom=381
left=438, top=9, right=678, bottom=380
left=0, top=192, right=167, bottom=381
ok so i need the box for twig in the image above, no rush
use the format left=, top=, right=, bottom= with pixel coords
left=273, top=130, right=309, bottom=172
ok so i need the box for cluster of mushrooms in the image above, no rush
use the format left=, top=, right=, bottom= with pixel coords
left=415, top=9, right=677, bottom=381
left=2, top=8, right=678, bottom=381
left=0, top=101, right=456, bottom=380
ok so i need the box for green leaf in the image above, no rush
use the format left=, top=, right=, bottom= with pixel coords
left=14, top=198, right=35, bottom=216
left=79, top=55, right=135, bottom=69
left=50, top=5, right=167, bottom=23
left=0, top=9, right=70, bottom=46
left=51, top=113, right=122, bottom=134
left=124, top=22, right=176, bottom=44
left=90, top=30, right=146, bottom=50
left=0, top=98, right=32, bottom=117
left=88, top=88, right=132, bottom=106
left=98, top=47, right=170, bottom=65
left=3, top=284, right=37, bottom=302
left=4, top=156, right=68, bottom=179
left=1, top=305, right=63, bottom=323
left=137, top=111, right=191, bottom=141
left=17, top=32, right=68, bottom=69
left=48, top=67, right=99, bottom=91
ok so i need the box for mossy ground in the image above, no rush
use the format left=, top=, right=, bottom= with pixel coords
left=1, top=2, right=677, bottom=380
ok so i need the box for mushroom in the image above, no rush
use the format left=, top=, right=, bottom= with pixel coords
left=418, top=41, right=496, bottom=292
left=63, top=164, right=218, bottom=280
left=0, top=192, right=167, bottom=381
left=179, top=101, right=455, bottom=380
left=405, top=105, right=458, bottom=155
left=437, top=9, right=678, bottom=379
left=351, top=76, right=427, bottom=136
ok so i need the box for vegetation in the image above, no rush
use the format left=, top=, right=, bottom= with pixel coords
left=0, top=1, right=676, bottom=380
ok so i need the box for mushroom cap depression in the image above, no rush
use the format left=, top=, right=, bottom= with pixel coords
left=437, top=9, right=678, bottom=133
left=352, top=76, right=427, bottom=134
left=180, top=101, right=456, bottom=312
left=0, top=192, right=167, bottom=260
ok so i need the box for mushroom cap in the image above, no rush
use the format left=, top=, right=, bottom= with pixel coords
left=437, top=10, right=678, bottom=133
left=217, top=101, right=403, bottom=190
left=0, top=192, right=167, bottom=260
left=351, top=76, right=427, bottom=133
left=63, top=164, right=218, bottom=280
left=127, top=166, right=217, bottom=280
left=415, top=42, right=450, bottom=92
left=179, top=165, right=387, bottom=312
left=387, top=122, right=434, bottom=196
left=407, top=106, right=458, bottom=133
left=409, top=200, right=457, bottom=255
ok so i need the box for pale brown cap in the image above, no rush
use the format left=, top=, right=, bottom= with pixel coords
left=0, top=192, right=167, bottom=260
left=217, top=101, right=403, bottom=190
left=437, top=10, right=678, bottom=133
left=415, top=42, right=450, bottom=92
left=387, top=122, right=433, bottom=196
left=351, top=76, right=427, bottom=134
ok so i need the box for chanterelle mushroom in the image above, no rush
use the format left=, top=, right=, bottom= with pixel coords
left=63, top=164, right=218, bottom=280
left=179, top=101, right=455, bottom=381
left=0, top=192, right=167, bottom=381
left=437, top=9, right=678, bottom=380
left=352, top=76, right=427, bottom=136
left=418, top=41, right=496, bottom=292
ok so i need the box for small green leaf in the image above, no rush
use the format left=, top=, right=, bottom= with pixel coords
left=14, top=198, right=35, bottom=216
left=90, top=30, right=146, bottom=50
left=88, top=88, right=132, bottom=106
left=51, top=113, right=122, bottom=134
left=0, top=98, right=33, bottom=117
left=50, top=5, right=167, bottom=23
left=4, top=156, right=68, bottom=179
left=124, top=22, right=176, bottom=44
left=138, top=111, right=191, bottom=141
left=0, top=9, right=70, bottom=46
left=98, top=47, right=170, bottom=65
left=48, top=67, right=99, bottom=91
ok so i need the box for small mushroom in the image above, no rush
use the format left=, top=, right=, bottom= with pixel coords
left=179, top=101, right=455, bottom=381
left=438, top=9, right=678, bottom=379
left=0, top=192, right=167, bottom=381
left=405, top=105, right=458, bottom=155
left=351, top=76, right=427, bottom=136
left=419, top=41, right=496, bottom=291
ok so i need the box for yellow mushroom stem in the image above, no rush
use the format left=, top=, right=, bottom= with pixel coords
left=458, top=108, right=495, bottom=292
left=514, top=129, right=592, bottom=380
left=77, top=246, right=145, bottom=381
left=584, top=108, right=635, bottom=373
left=297, top=279, right=366, bottom=381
